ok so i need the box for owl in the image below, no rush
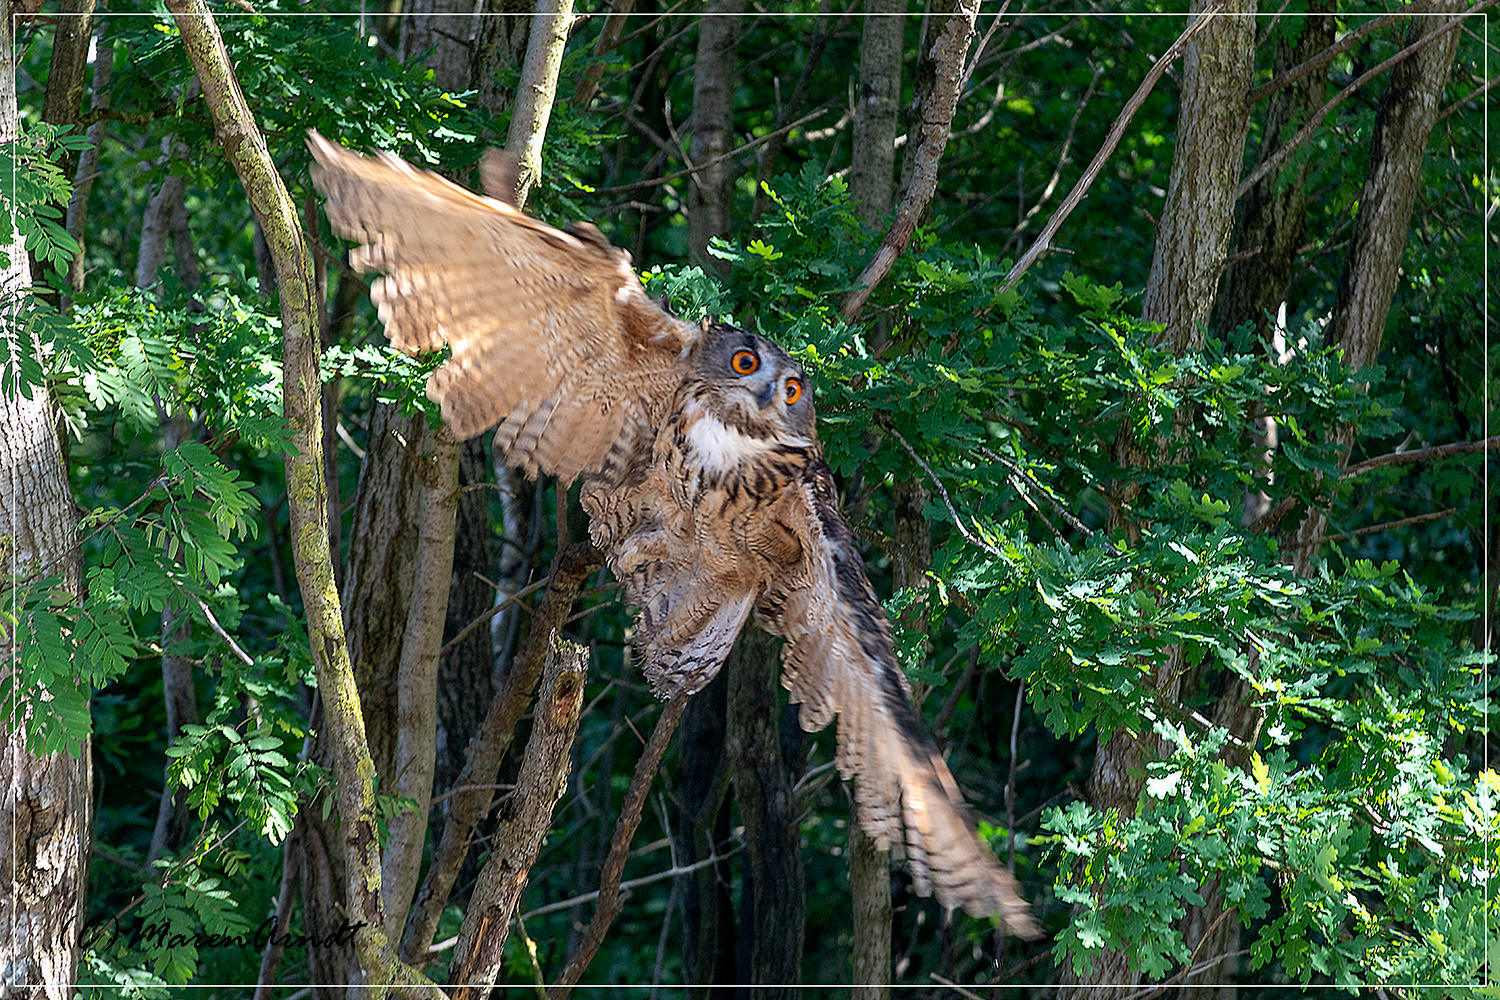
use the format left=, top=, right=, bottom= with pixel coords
left=308, top=132, right=1040, bottom=936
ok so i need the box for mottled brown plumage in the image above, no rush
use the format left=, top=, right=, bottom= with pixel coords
left=307, top=132, right=1040, bottom=935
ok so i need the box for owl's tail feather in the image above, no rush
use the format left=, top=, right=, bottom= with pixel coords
left=624, top=558, right=757, bottom=698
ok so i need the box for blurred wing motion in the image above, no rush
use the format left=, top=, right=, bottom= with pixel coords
left=307, top=131, right=697, bottom=483
left=758, top=462, right=1042, bottom=936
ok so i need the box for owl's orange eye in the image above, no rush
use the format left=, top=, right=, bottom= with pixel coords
left=731, top=349, right=760, bottom=375
left=784, top=378, right=803, bottom=405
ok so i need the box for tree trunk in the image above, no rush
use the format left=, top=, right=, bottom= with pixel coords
left=687, top=0, right=746, bottom=272
left=1141, top=3, right=1256, bottom=352
left=65, top=20, right=111, bottom=299
left=168, top=2, right=439, bottom=991
left=398, top=0, right=478, bottom=90
left=1287, top=7, right=1464, bottom=574
left=849, top=1, right=904, bottom=224
left=1182, top=13, right=1335, bottom=994
left=1069, top=6, right=1255, bottom=996
left=1, top=15, right=90, bottom=992
left=726, top=626, right=806, bottom=995
left=844, top=8, right=906, bottom=992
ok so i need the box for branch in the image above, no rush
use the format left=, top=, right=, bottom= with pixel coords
left=1244, top=8, right=1415, bottom=107
left=547, top=687, right=693, bottom=998
left=518, top=846, right=744, bottom=920
left=506, top=0, right=576, bottom=207
left=999, top=3, right=1230, bottom=293
left=1234, top=12, right=1474, bottom=200
left=841, top=0, right=979, bottom=322
left=583, top=103, right=836, bottom=198
left=1339, top=435, right=1500, bottom=479
left=1281, top=508, right=1458, bottom=551
left=398, top=544, right=602, bottom=964
left=449, top=634, right=589, bottom=997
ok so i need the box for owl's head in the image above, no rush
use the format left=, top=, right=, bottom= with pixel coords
left=693, top=321, right=817, bottom=445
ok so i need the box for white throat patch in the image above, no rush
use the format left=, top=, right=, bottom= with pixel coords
left=686, top=413, right=775, bottom=474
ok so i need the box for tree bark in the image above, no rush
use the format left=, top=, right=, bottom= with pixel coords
left=1141, top=2, right=1256, bottom=352
left=1, top=19, right=91, bottom=996
left=398, top=0, right=479, bottom=91
left=381, top=425, right=461, bottom=931
left=1069, top=5, right=1256, bottom=996
left=687, top=1, right=746, bottom=272
left=726, top=626, right=806, bottom=995
left=1287, top=7, right=1464, bottom=574
left=677, top=671, right=736, bottom=998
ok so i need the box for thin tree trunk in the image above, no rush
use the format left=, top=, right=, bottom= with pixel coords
left=1287, top=7, right=1464, bottom=574
left=1141, top=3, right=1256, bottom=352
left=844, top=9, right=907, bottom=988
left=398, top=0, right=478, bottom=90
left=165, top=2, right=439, bottom=991
left=381, top=424, right=460, bottom=930
left=726, top=626, right=806, bottom=994
left=1, top=15, right=90, bottom=993
left=505, top=0, right=576, bottom=206
left=66, top=21, right=111, bottom=299
left=849, top=2, right=904, bottom=223
left=1070, top=6, right=1255, bottom=996
left=688, top=1, right=746, bottom=271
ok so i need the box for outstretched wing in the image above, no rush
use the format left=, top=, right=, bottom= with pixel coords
left=308, top=131, right=697, bottom=484
left=756, top=461, right=1041, bottom=935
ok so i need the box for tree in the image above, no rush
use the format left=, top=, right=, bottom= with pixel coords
left=2, top=13, right=90, bottom=995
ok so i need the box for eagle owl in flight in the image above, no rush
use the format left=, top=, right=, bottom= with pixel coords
left=308, top=132, right=1039, bottom=937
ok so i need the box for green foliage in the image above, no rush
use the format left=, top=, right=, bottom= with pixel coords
left=691, top=154, right=1492, bottom=989
left=0, top=120, right=87, bottom=274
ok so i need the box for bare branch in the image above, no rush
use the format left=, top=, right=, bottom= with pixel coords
left=547, top=687, right=693, bottom=997
left=841, top=0, right=979, bottom=322
left=1235, top=12, right=1474, bottom=200
left=1340, top=435, right=1500, bottom=479
left=999, top=3, right=1230, bottom=294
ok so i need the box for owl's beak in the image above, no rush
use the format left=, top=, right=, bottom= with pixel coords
left=754, top=382, right=778, bottom=410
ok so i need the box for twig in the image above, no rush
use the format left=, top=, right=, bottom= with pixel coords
left=519, top=845, right=743, bottom=920
left=1244, top=9, right=1415, bottom=107
left=888, top=426, right=1004, bottom=560
left=580, top=105, right=836, bottom=197
left=1234, top=12, right=1474, bottom=200
left=1000, top=3, right=1230, bottom=293
left=547, top=688, right=692, bottom=998
left=439, top=576, right=551, bottom=659
left=193, top=595, right=254, bottom=666
left=979, top=445, right=1124, bottom=557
